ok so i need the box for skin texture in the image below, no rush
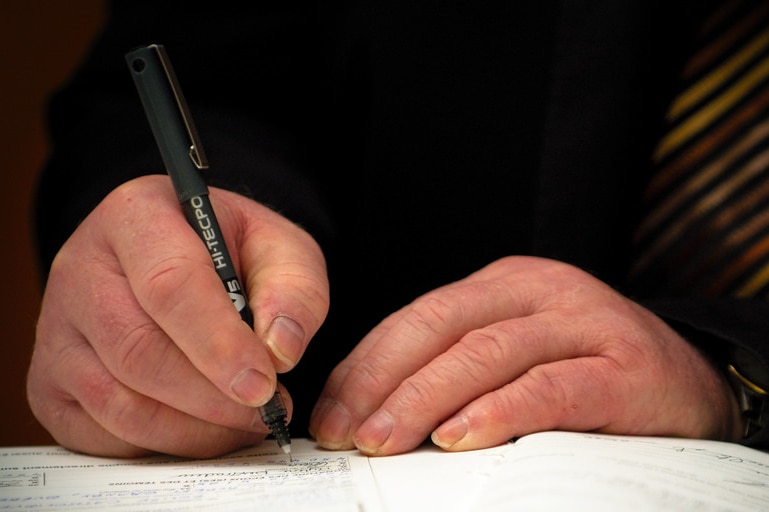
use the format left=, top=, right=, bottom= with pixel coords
left=28, top=175, right=328, bottom=457
left=28, top=175, right=742, bottom=458
left=309, top=257, right=743, bottom=455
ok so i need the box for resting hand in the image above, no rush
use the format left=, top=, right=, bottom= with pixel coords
left=309, top=256, right=742, bottom=455
left=28, top=175, right=328, bottom=457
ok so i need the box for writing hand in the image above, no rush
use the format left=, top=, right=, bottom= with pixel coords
left=28, top=175, right=329, bottom=457
left=309, top=256, right=742, bottom=455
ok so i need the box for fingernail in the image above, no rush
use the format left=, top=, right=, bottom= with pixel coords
left=315, top=401, right=354, bottom=450
left=431, top=415, right=468, bottom=449
left=266, top=316, right=305, bottom=369
left=230, top=368, right=274, bottom=406
left=354, top=410, right=393, bottom=455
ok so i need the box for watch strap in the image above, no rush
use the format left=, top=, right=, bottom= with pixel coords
left=726, top=363, right=769, bottom=439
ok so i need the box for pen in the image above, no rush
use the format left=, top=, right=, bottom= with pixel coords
left=125, top=43, right=291, bottom=459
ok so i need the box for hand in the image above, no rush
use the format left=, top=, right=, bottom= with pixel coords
left=28, top=175, right=329, bottom=458
left=309, top=256, right=742, bottom=455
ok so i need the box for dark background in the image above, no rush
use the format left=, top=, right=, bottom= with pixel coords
left=1, top=1, right=104, bottom=446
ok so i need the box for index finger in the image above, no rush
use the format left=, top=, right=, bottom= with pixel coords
left=310, top=261, right=545, bottom=449
left=106, top=176, right=328, bottom=407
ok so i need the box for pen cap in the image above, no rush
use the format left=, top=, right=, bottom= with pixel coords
left=126, top=44, right=209, bottom=201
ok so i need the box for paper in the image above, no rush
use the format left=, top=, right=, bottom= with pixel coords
left=366, top=441, right=506, bottom=511
left=473, top=431, right=769, bottom=511
left=1, top=433, right=768, bottom=512
left=0, top=439, right=381, bottom=512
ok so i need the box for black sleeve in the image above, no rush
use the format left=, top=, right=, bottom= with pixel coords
left=34, top=1, right=335, bottom=277
left=642, top=296, right=769, bottom=447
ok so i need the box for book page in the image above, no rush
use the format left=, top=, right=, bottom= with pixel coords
left=0, top=439, right=382, bottom=512
left=367, top=441, right=510, bottom=511
left=2, top=433, right=768, bottom=511
left=473, top=431, right=769, bottom=512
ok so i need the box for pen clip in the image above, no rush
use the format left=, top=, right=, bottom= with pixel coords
left=151, top=44, right=209, bottom=170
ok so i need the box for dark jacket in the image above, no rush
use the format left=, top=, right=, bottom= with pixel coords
left=35, top=0, right=769, bottom=445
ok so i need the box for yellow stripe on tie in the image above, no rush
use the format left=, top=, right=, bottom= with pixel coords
left=668, top=26, right=769, bottom=120
left=654, top=54, right=769, bottom=162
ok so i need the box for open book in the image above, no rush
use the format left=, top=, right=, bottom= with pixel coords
left=1, top=431, right=767, bottom=511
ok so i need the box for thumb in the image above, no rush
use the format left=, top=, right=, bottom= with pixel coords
left=211, top=185, right=330, bottom=374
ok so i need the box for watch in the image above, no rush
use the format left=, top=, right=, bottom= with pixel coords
left=726, top=363, right=769, bottom=439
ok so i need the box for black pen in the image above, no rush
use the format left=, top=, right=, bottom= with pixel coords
left=125, top=44, right=291, bottom=459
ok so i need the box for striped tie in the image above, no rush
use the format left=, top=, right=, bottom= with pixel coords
left=630, top=0, right=769, bottom=299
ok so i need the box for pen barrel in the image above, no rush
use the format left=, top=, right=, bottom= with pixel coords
left=181, top=194, right=254, bottom=326
left=259, top=391, right=291, bottom=450
left=126, top=46, right=208, bottom=201
left=126, top=43, right=289, bottom=451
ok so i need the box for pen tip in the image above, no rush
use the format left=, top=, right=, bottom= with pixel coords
left=282, top=443, right=292, bottom=462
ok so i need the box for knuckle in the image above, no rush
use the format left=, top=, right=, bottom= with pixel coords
left=27, top=379, right=74, bottom=434
left=392, top=374, right=445, bottom=413
left=406, top=294, right=455, bottom=334
left=104, top=394, right=164, bottom=444
left=138, top=255, right=201, bottom=318
left=518, top=365, right=573, bottom=415
left=113, top=322, right=168, bottom=382
left=260, top=259, right=330, bottom=326
left=82, top=373, right=163, bottom=447
left=345, top=355, right=399, bottom=401
left=456, top=327, right=512, bottom=370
